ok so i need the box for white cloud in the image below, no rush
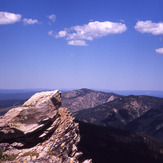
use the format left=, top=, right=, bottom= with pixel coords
left=48, top=14, right=56, bottom=22
left=135, top=20, right=163, bottom=35
left=48, top=30, right=54, bottom=36
left=67, top=21, right=127, bottom=40
left=56, top=30, right=67, bottom=38
left=55, top=21, right=127, bottom=46
left=68, top=40, right=87, bottom=46
left=0, top=11, right=21, bottom=25
left=155, top=48, right=163, bottom=54
left=23, top=18, right=38, bottom=25
left=48, top=30, right=53, bottom=36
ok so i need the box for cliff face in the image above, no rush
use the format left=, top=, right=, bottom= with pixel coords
left=0, top=90, right=90, bottom=162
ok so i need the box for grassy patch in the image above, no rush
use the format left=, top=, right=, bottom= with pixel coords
left=47, top=150, right=59, bottom=156
left=22, top=151, right=39, bottom=158
left=0, top=150, right=18, bottom=161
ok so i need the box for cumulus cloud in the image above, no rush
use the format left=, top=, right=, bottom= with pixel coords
left=68, top=40, right=87, bottom=46
left=48, top=14, right=56, bottom=22
left=55, top=21, right=127, bottom=46
left=23, top=18, right=38, bottom=25
left=135, top=20, right=163, bottom=35
left=155, top=48, right=163, bottom=54
left=56, top=30, right=67, bottom=38
left=0, top=11, right=21, bottom=25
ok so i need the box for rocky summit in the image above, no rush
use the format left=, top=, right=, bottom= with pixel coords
left=0, top=90, right=91, bottom=163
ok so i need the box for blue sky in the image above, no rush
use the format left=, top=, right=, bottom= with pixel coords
left=0, top=0, right=163, bottom=90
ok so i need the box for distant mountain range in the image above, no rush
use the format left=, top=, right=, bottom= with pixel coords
left=74, top=94, right=163, bottom=128
left=62, top=88, right=120, bottom=112
left=100, top=90, right=163, bottom=98
left=1, top=88, right=163, bottom=141
left=62, top=88, right=163, bottom=141
left=0, top=88, right=163, bottom=100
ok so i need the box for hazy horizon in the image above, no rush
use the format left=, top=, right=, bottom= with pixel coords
left=1, top=88, right=163, bottom=98
left=1, top=88, right=163, bottom=91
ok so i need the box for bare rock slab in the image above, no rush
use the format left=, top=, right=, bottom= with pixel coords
left=0, top=90, right=91, bottom=163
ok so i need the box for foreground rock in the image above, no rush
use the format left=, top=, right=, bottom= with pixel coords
left=0, top=90, right=91, bottom=162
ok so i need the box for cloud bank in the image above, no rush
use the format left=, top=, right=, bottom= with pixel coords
left=135, top=20, right=163, bottom=35
left=55, top=21, right=127, bottom=46
left=0, top=11, right=21, bottom=25
left=23, top=18, right=38, bottom=25
left=155, top=48, right=163, bottom=54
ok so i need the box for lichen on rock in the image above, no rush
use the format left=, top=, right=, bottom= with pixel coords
left=0, top=90, right=91, bottom=163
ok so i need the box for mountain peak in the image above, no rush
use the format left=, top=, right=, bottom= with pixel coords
left=79, top=88, right=94, bottom=91
left=62, top=89, right=120, bottom=112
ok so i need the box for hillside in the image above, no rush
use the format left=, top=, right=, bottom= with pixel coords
left=62, top=88, right=120, bottom=112
left=74, top=95, right=163, bottom=129
left=77, top=121, right=163, bottom=163
left=126, top=105, right=163, bottom=140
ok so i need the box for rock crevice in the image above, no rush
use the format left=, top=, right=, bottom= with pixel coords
left=0, top=90, right=90, bottom=162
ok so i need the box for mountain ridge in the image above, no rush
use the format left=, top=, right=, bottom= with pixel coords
left=74, top=95, right=163, bottom=126
left=62, top=88, right=121, bottom=113
left=73, top=94, right=163, bottom=140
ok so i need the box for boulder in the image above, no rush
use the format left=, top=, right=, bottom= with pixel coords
left=0, top=90, right=91, bottom=163
left=0, top=90, right=61, bottom=146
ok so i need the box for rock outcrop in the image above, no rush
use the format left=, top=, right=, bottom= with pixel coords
left=0, top=90, right=91, bottom=162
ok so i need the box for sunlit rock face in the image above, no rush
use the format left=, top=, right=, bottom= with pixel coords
left=0, top=90, right=91, bottom=163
